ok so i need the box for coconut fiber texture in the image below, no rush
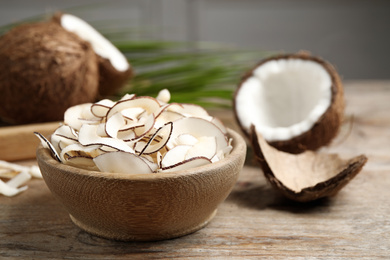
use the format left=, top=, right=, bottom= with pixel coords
left=0, top=21, right=99, bottom=124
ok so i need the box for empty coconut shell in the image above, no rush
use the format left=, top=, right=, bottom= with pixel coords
left=0, top=21, right=99, bottom=124
left=52, top=12, right=133, bottom=97
left=234, top=52, right=344, bottom=154
left=250, top=125, right=367, bottom=202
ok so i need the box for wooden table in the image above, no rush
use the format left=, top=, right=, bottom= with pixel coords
left=1, top=81, right=389, bottom=259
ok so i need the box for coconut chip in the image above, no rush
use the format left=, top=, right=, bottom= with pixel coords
left=0, top=160, right=42, bottom=197
left=36, top=89, right=233, bottom=174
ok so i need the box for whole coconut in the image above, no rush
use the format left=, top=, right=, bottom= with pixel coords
left=0, top=21, right=99, bottom=124
left=52, top=12, right=133, bottom=97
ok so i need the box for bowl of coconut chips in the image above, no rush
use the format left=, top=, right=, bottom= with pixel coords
left=35, top=89, right=246, bottom=241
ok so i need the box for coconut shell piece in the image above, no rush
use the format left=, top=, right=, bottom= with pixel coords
left=0, top=21, right=99, bottom=124
left=249, top=125, right=367, bottom=202
left=52, top=12, right=133, bottom=97
left=234, top=52, right=345, bottom=154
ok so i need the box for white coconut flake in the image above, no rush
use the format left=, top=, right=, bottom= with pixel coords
left=156, top=89, right=171, bottom=104
left=0, top=179, right=27, bottom=197
left=161, top=157, right=212, bottom=172
left=91, top=99, right=115, bottom=118
left=161, top=145, right=192, bottom=168
left=93, top=152, right=154, bottom=174
left=64, top=103, right=95, bottom=131
left=0, top=160, right=42, bottom=197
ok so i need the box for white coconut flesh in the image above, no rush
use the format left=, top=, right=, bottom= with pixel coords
left=60, top=14, right=129, bottom=72
left=236, top=58, right=332, bottom=142
left=36, top=89, right=233, bottom=174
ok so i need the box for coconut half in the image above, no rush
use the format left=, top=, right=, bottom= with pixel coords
left=234, top=53, right=344, bottom=153
left=52, top=12, right=132, bottom=96
left=0, top=21, right=99, bottom=124
left=250, top=125, right=367, bottom=202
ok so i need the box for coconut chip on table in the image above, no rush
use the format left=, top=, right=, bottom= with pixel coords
left=0, top=160, right=42, bottom=197
left=35, top=89, right=233, bottom=174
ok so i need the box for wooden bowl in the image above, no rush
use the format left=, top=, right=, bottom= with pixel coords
left=36, top=129, right=246, bottom=241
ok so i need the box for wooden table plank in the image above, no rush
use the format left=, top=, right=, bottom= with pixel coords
left=1, top=80, right=389, bottom=259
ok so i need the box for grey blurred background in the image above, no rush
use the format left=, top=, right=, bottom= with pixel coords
left=0, top=0, right=389, bottom=80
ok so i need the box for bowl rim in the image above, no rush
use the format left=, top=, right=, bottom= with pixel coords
left=36, top=128, right=246, bottom=181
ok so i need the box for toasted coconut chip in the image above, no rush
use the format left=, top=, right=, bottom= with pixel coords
left=161, top=145, right=192, bottom=168
left=156, top=89, right=171, bottom=104
left=0, top=169, right=17, bottom=179
left=117, top=128, right=137, bottom=142
left=105, top=112, right=126, bottom=138
left=154, top=110, right=184, bottom=129
left=139, top=156, right=159, bottom=172
left=118, top=118, right=145, bottom=132
left=91, top=99, right=115, bottom=118
left=0, top=159, right=41, bottom=178
left=51, top=125, right=78, bottom=152
left=175, top=133, right=199, bottom=146
left=96, top=123, right=108, bottom=137
left=250, top=126, right=368, bottom=202
left=93, top=152, right=155, bottom=174
left=132, top=113, right=155, bottom=139
left=116, top=114, right=155, bottom=142
left=120, top=93, right=136, bottom=101
left=168, top=117, right=228, bottom=151
left=57, top=140, right=67, bottom=151
left=0, top=178, right=28, bottom=197
left=211, top=117, right=228, bottom=135
left=211, top=139, right=233, bottom=163
left=65, top=156, right=99, bottom=170
left=155, top=103, right=184, bottom=118
left=185, top=136, right=217, bottom=161
left=137, top=122, right=173, bottom=155
left=78, top=124, right=134, bottom=153
left=168, top=103, right=211, bottom=120
left=121, top=107, right=145, bottom=121
left=156, top=151, right=163, bottom=166
left=5, top=171, right=31, bottom=188
left=161, top=157, right=212, bottom=172
left=0, top=161, right=38, bottom=196
left=99, top=145, right=122, bottom=153
left=59, top=143, right=101, bottom=162
left=64, top=103, right=95, bottom=131
left=34, top=132, right=62, bottom=162
left=53, top=125, right=78, bottom=140
left=106, top=97, right=160, bottom=120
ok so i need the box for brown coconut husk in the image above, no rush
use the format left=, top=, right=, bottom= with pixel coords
left=97, top=56, right=133, bottom=97
left=250, top=125, right=367, bottom=202
left=52, top=12, right=133, bottom=97
left=233, top=52, right=345, bottom=154
left=0, top=21, right=99, bottom=124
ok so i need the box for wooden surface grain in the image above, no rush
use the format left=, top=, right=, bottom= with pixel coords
left=0, top=121, right=60, bottom=161
left=1, top=81, right=389, bottom=259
